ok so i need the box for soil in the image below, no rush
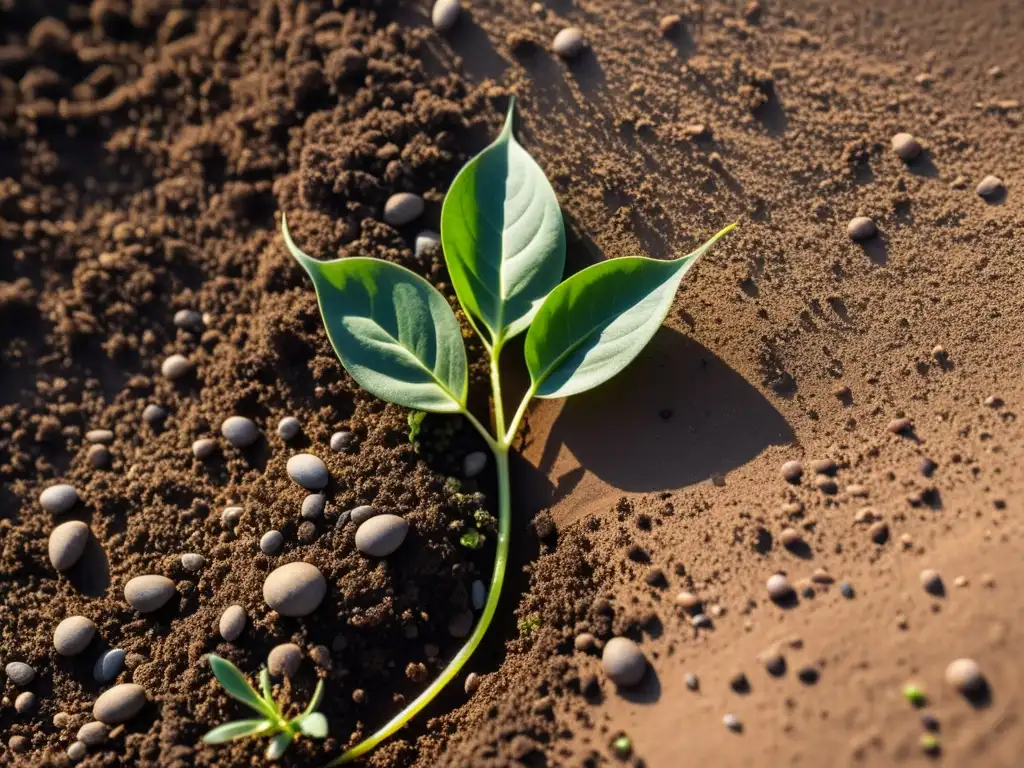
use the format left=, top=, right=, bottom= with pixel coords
left=1, top=1, right=1023, bottom=767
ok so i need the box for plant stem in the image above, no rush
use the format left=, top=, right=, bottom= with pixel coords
left=489, top=338, right=507, bottom=437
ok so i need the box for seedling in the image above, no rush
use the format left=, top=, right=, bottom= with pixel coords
left=283, top=98, right=734, bottom=764
left=202, top=654, right=328, bottom=760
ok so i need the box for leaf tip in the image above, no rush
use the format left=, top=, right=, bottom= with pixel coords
left=502, top=96, right=516, bottom=139
left=281, top=212, right=318, bottom=276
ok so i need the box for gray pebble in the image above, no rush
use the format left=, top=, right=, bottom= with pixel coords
left=463, top=451, right=487, bottom=478
left=847, top=216, right=877, bottom=241
left=383, top=192, right=425, bottom=226
left=160, top=353, right=193, bottom=380
left=976, top=175, right=1004, bottom=198
left=181, top=552, right=206, bottom=572
left=124, top=574, right=176, bottom=613
left=40, top=483, right=79, bottom=515
left=471, top=579, right=486, bottom=611
left=690, top=613, right=712, bottom=629
left=286, top=453, right=329, bottom=490
left=49, top=520, right=91, bottom=571
left=780, top=460, right=803, bottom=483
left=86, top=429, right=114, bottom=444
left=601, top=637, right=647, bottom=687
left=448, top=610, right=474, bottom=639
left=766, top=573, right=793, bottom=601
left=93, top=649, right=126, bottom=683
left=552, top=26, right=585, bottom=58
left=945, top=658, right=985, bottom=695
left=67, top=742, right=87, bottom=762
left=222, top=506, right=243, bottom=528
left=53, top=616, right=96, bottom=656
left=263, top=562, right=327, bottom=617
left=330, top=430, right=354, bottom=452
left=431, top=0, right=461, bottom=31
left=14, top=690, right=36, bottom=714
left=260, top=530, right=284, bottom=555
left=840, top=582, right=855, bottom=598
left=221, top=416, right=260, bottom=448
left=173, top=309, right=204, bottom=332
left=142, top=404, right=167, bottom=426
left=920, top=568, right=944, bottom=595
left=762, top=649, right=786, bottom=676
left=219, top=604, right=247, bottom=642
left=301, top=494, right=326, bottom=520
left=349, top=505, right=378, bottom=525
left=6, top=661, right=36, bottom=686
left=268, top=643, right=302, bottom=678
left=891, top=132, right=922, bottom=161
left=723, top=713, right=742, bottom=732
left=355, top=514, right=409, bottom=557
left=88, top=444, right=111, bottom=468
left=685, top=673, right=699, bottom=691
left=92, top=683, right=147, bottom=724
left=415, top=230, right=440, bottom=259
left=77, top=722, right=109, bottom=746
left=277, top=416, right=301, bottom=441
left=192, top=438, right=216, bottom=459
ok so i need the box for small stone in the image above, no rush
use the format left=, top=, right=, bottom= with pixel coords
left=868, top=521, right=890, bottom=544
left=9, top=735, right=29, bottom=753
left=49, top=520, right=91, bottom=571
left=219, top=605, right=247, bottom=641
left=53, top=712, right=70, bottom=727
left=431, top=0, right=461, bottom=32
left=729, top=672, right=751, bottom=693
left=464, top=672, right=480, bottom=694
left=192, top=438, right=216, bottom=459
left=67, top=742, right=87, bottom=762
left=160, top=353, right=193, bottom=380
left=675, top=591, right=701, bottom=612
left=766, top=573, right=793, bottom=602
left=349, top=505, right=378, bottom=525
left=88, top=444, right=111, bottom=468
left=854, top=507, right=879, bottom=524
left=301, top=494, right=326, bottom=520
left=975, top=175, right=1004, bottom=199
left=263, top=562, right=327, bottom=616
left=310, top=645, right=331, bottom=668
left=268, top=643, right=302, bottom=678
left=414, top=230, right=440, bottom=259
left=780, top=460, right=803, bottom=483
left=471, top=579, right=486, bottom=611
left=723, top=713, right=742, bottom=732
left=685, top=673, right=699, bottom=691
left=762, top=649, right=786, bottom=677
left=6, top=662, right=36, bottom=686
left=574, top=633, right=597, bottom=652
left=954, top=575, right=968, bottom=588
left=887, top=417, right=913, bottom=435
left=222, top=506, right=243, bottom=528
left=93, top=649, right=126, bottom=683
left=846, top=483, right=868, bottom=497
left=983, top=395, right=1003, bottom=408
left=124, top=575, right=176, bottom=613
left=54, top=616, right=97, bottom=656
left=86, top=429, right=114, bottom=444
left=330, top=430, right=354, bottom=452
left=809, top=458, right=837, bottom=475
left=811, top=569, right=834, bottom=585
left=690, top=613, right=712, bottom=629
left=180, top=553, right=206, bottom=572
left=383, top=192, right=425, bottom=226
left=173, top=309, right=204, bottom=332
left=780, top=528, right=803, bottom=549
left=355, top=514, right=409, bottom=557
left=840, top=582, right=855, bottom=598
left=221, top=416, right=260, bottom=448
left=945, top=658, right=985, bottom=695
left=352, top=689, right=367, bottom=704
left=659, top=14, right=681, bottom=35
left=601, top=637, right=647, bottom=688
left=277, top=416, right=301, bottom=441
left=920, top=713, right=940, bottom=732
left=92, top=683, right=147, bottom=724
left=260, top=530, right=284, bottom=556
left=448, top=610, right=474, bottom=638
left=142, top=404, right=167, bottom=426
left=287, top=454, right=329, bottom=490
left=40, top=484, right=79, bottom=515
left=920, top=457, right=938, bottom=477
left=77, top=722, right=109, bottom=746
left=847, top=216, right=877, bottom=241
left=891, top=133, right=923, bottom=161
left=981, top=573, right=996, bottom=588
left=463, top=451, right=487, bottom=478
left=920, top=569, right=944, bottom=596
left=798, top=666, right=820, bottom=684
left=552, top=26, right=585, bottom=58
left=14, top=690, right=36, bottom=713
left=814, top=474, right=838, bottom=494
left=297, top=521, right=317, bottom=543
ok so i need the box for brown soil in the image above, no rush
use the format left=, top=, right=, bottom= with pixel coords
left=2, top=1, right=1023, bottom=767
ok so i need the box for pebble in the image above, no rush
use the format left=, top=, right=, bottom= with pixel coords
left=142, top=404, right=167, bottom=426
left=263, top=562, right=326, bottom=616
left=846, top=483, right=868, bottom=497
left=53, top=712, right=70, bottom=727
left=297, top=521, right=317, bottom=543
left=868, top=521, right=890, bottom=544
left=920, top=713, right=940, bottom=732
left=766, top=573, right=794, bottom=602
left=847, top=216, right=877, bottom=241
left=574, top=633, right=597, bottom=652
left=975, top=175, right=1004, bottom=199
left=814, top=474, right=838, bottom=494
left=552, top=26, right=585, bottom=58
left=221, top=416, right=260, bottom=447
left=192, top=438, right=216, bottom=459
left=54, top=616, right=97, bottom=656
left=840, top=582, right=855, bottom=599
left=49, top=520, right=91, bottom=571
left=268, top=643, right=302, bottom=678
left=67, top=742, right=87, bottom=762
left=690, top=613, right=712, bottom=629
left=181, top=552, right=206, bottom=572
left=88, top=444, right=111, bottom=468
left=780, top=460, right=803, bottom=483
left=9, top=735, right=29, bottom=753
left=729, top=672, right=751, bottom=693
left=355, top=514, right=409, bottom=557
left=954, top=575, right=969, bottom=588
left=301, top=494, right=326, bottom=520
left=93, top=649, right=126, bottom=683
left=219, top=605, right=247, bottom=641
left=349, top=505, right=378, bottom=525
left=173, top=309, right=204, bottom=332
left=811, top=569, right=834, bottom=585
left=431, top=0, right=461, bottom=31
left=601, top=637, right=647, bottom=688
left=93, top=683, right=147, bottom=724
left=161, top=353, right=193, bottom=380
left=383, top=192, right=424, bottom=226
left=463, top=451, right=488, bottom=478
left=310, top=645, right=331, bottom=668
left=887, top=417, right=913, bottom=435
left=414, top=230, right=440, bottom=259
left=448, top=610, right=474, bottom=638
left=723, top=713, right=742, bottom=732
left=464, top=672, right=480, bottom=694
left=675, top=591, right=701, bottom=612
left=124, top=574, right=176, bottom=613
left=920, top=569, right=944, bottom=595
left=685, top=673, right=699, bottom=691
left=40, top=483, right=79, bottom=515
left=762, top=650, right=786, bottom=677
left=287, top=453, right=329, bottom=490
left=86, top=429, right=114, bottom=444
left=260, top=530, right=284, bottom=555
left=471, top=579, right=486, bottom=611
left=945, top=658, right=985, bottom=695
left=15, top=690, right=36, bottom=713
left=330, top=430, right=354, bottom=452
left=6, top=661, right=36, bottom=686
left=798, top=666, right=820, bottom=685
left=659, top=14, right=681, bottom=35
left=809, top=458, right=837, bottom=475
left=780, top=527, right=803, bottom=549
left=77, top=722, right=109, bottom=746
left=891, top=133, right=922, bottom=161
left=277, top=416, right=301, bottom=441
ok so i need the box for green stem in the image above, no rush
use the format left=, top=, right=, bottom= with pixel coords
left=489, top=338, right=506, bottom=437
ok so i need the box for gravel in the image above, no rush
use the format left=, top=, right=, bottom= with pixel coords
left=77, top=722, right=109, bottom=746
left=160, top=353, right=193, bottom=380
left=840, top=582, right=855, bottom=598
left=675, top=591, right=701, bottom=612
left=192, top=438, right=216, bottom=459
left=945, top=658, right=985, bottom=695
left=355, top=514, right=409, bottom=557
left=263, top=562, right=327, bottom=616
left=142, top=404, right=167, bottom=426
left=891, top=132, right=923, bottom=161
left=920, top=568, right=944, bottom=595
left=221, top=415, right=260, bottom=447
left=431, top=0, right=461, bottom=31
left=779, top=527, right=804, bottom=549
left=6, top=662, right=36, bottom=686
left=287, top=453, right=329, bottom=490
left=67, top=742, right=87, bottom=762
left=349, top=505, right=378, bottom=525
left=8, top=736, right=29, bottom=753
left=260, top=530, right=284, bottom=555
left=976, top=174, right=1004, bottom=198
left=173, top=309, right=204, bottom=332
left=14, top=691, right=36, bottom=713
left=601, top=637, right=647, bottom=687
left=847, top=216, right=877, bottom=241
left=221, top=506, right=243, bottom=528
left=723, top=713, right=743, bottom=732
left=219, top=605, right=247, bottom=642
left=180, top=553, right=206, bottom=572
left=301, top=494, right=326, bottom=520
left=552, top=26, right=585, bottom=58
left=574, top=633, right=597, bottom=652
left=49, top=520, right=91, bottom=571
left=415, top=230, right=440, bottom=259
left=464, top=671, right=480, bottom=694
left=268, top=643, right=302, bottom=678
left=383, top=192, right=424, bottom=226
left=766, top=573, right=794, bottom=601
left=86, top=429, right=114, bottom=444
left=685, top=673, right=699, bottom=691
left=40, top=484, right=79, bottom=515
left=463, top=451, right=487, bottom=478
left=780, top=460, right=803, bottom=483
left=87, top=444, right=110, bottom=468
left=53, top=616, right=97, bottom=656
left=124, top=575, right=176, bottom=613
left=868, top=521, right=890, bottom=544
left=330, top=430, right=354, bottom=452
left=93, top=649, right=126, bottom=683
left=277, top=416, right=301, bottom=441
left=93, top=683, right=147, bottom=724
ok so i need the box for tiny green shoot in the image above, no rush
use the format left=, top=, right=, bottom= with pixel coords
left=459, top=527, right=484, bottom=549
left=920, top=734, right=940, bottom=755
left=902, top=682, right=927, bottom=707
left=407, top=410, right=426, bottom=443
left=613, top=734, right=633, bottom=759
left=202, top=655, right=328, bottom=760
left=284, top=97, right=735, bottom=764
left=518, top=614, right=542, bottom=640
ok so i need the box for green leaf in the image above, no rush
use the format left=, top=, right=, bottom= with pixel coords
left=525, top=225, right=735, bottom=399
left=207, top=655, right=276, bottom=719
left=296, top=712, right=329, bottom=739
left=284, top=216, right=468, bottom=413
left=302, top=679, right=325, bottom=718
left=202, top=719, right=274, bottom=744
left=441, top=98, right=566, bottom=346
left=259, top=668, right=275, bottom=711
left=266, top=730, right=294, bottom=760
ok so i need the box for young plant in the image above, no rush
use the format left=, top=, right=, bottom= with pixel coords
left=283, top=98, right=734, bottom=764
left=202, top=654, right=328, bottom=760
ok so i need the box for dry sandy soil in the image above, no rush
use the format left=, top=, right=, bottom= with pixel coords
left=2, top=0, right=1023, bottom=766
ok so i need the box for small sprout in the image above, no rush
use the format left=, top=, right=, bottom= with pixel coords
left=407, top=410, right=426, bottom=443
left=902, top=683, right=927, bottom=707
left=612, top=734, right=633, bottom=759
left=920, top=734, right=940, bottom=756
left=518, top=614, right=542, bottom=639
left=459, top=527, right=484, bottom=549
left=202, top=655, right=327, bottom=760
left=474, top=509, right=496, bottom=529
